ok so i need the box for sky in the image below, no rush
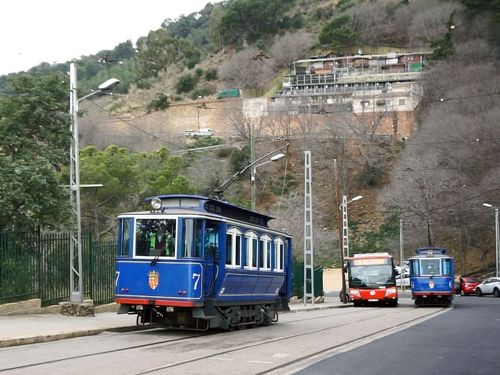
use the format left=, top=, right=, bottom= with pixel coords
left=0, top=0, right=218, bottom=75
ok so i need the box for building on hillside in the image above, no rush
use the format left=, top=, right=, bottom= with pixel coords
left=270, top=51, right=430, bottom=141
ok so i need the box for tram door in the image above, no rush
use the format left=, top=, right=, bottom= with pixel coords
left=203, top=220, right=220, bottom=297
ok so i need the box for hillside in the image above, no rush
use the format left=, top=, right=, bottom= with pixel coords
left=2, top=0, right=500, bottom=276
left=75, top=0, right=500, bottom=276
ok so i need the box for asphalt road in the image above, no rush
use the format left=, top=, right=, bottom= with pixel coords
left=295, top=295, right=500, bottom=375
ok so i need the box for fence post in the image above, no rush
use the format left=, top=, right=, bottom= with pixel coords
left=88, top=231, right=93, bottom=303
left=37, top=227, right=42, bottom=301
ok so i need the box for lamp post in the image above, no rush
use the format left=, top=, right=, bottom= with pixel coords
left=337, top=193, right=362, bottom=304
left=69, top=63, right=119, bottom=304
left=341, top=195, right=363, bottom=258
left=212, top=143, right=289, bottom=202
left=483, top=203, right=499, bottom=277
left=250, top=153, right=285, bottom=210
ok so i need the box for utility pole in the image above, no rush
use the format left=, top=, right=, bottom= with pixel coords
left=250, top=124, right=256, bottom=210
left=335, top=159, right=347, bottom=303
left=303, top=151, right=314, bottom=305
left=400, top=218, right=405, bottom=292
left=342, top=195, right=349, bottom=258
left=69, top=63, right=83, bottom=304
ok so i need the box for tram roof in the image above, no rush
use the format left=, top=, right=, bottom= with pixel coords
left=410, top=247, right=452, bottom=259
left=142, top=194, right=275, bottom=228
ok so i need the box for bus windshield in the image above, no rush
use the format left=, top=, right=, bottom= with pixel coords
left=349, top=264, right=395, bottom=288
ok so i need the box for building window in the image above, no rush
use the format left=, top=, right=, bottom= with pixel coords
left=399, top=99, right=406, bottom=106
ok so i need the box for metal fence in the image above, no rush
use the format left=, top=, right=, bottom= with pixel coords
left=0, top=231, right=116, bottom=307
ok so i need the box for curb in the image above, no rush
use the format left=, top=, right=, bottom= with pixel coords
left=286, top=303, right=351, bottom=313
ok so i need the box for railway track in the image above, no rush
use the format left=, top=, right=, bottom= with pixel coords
left=0, top=305, right=449, bottom=375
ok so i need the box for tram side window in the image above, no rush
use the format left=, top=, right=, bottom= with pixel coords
left=259, top=236, right=271, bottom=270
left=409, top=259, right=419, bottom=275
left=118, top=218, right=131, bottom=256
left=442, top=258, right=452, bottom=275
left=245, top=232, right=258, bottom=269
left=274, top=238, right=284, bottom=271
left=205, top=221, right=220, bottom=259
left=226, top=228, right=242, bottom=267
left=135, top=218, right=176, bottom=257
left=180, top=218, right=203, bottom=258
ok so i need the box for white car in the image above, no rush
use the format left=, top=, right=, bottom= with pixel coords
left=396, top=272, right=410, bottom=288
left=475, top=277, right=500, bottom=297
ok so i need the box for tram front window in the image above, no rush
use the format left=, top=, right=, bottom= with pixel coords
left=135, top=218, right=176, bottom=257
left=421, top=259, right=440, bottom=276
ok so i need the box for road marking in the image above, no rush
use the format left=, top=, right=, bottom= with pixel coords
left=209, top=357, right=233, bottom=361
left=272, top=353, right=291, bottom=358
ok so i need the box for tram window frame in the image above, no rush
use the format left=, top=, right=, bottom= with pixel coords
left=134, top=217, right=177, bottom=258
left=118, top=218, right=132, bottom=257
left=420, top=258, right=441, bottom=276
left=204, top=220, right=220, bottom=259
left=442, top=258, right=453, bottom=276
left=225, top=227, right=242, bottom=268
left=409, top=259, right=419, bottom=275
left=274, top=238, right=285, bottom=271
left=259, top=235, right=272, bottom=271
left=245, top=231, right=259, bottom=270
left=180, top=218, right=203, bottom=259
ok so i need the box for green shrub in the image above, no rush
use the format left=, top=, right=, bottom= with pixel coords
left=175, top=74, right=198, bottom=94
left=230, top=145, right=250, bottom=173
left=195, top=68, right=204, bottom=78
left=204, top=68, right=218, bottom=81
left=188, top=137, right=224, bottom=149
left=354, top=165, right=384, bottom=187
left=146, top=93, right=169, bottom=112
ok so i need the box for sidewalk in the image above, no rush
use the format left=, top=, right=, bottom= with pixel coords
left=0, top=298, right=347, bottom=348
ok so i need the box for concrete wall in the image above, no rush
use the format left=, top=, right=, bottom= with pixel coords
left=323, top=268, right=343, bottom=292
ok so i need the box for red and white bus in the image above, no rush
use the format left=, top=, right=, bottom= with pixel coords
left=346, top=253, right=398, bottom=307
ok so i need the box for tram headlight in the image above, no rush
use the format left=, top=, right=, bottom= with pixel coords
left=151, top=197, right=162, bottom=210
left=429, top=280, right=435, bottom=289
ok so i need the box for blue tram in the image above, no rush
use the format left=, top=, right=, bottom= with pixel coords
left=115, top=194, right=292, bottom=330
left=408, top=247, right=454, bottom=306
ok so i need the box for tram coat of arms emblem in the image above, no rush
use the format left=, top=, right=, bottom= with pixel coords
left=148, top=270, right=159, bottom=290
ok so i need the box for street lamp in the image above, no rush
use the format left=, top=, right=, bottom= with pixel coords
left=338, top=194, right=362, bottom=304
left=341, top=195, right=363, bottom=258
left=69, top=63, right=119, bottom=304
left=212, top=143, right=289, bottom=203
left=483, top=203, right=499, bottom=277
left=250, top=153, right=285, bottom=210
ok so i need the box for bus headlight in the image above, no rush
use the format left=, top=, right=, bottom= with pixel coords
left=385, top=287, right=397, bottom=296
left=350, top=290, right=361, bottom=298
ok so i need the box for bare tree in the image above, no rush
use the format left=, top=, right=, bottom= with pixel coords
left=270, top=31, right=315, bottom=70
left=406, top=1, right=460, bottom=47
left=219, top=47, right=276, bottom=96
